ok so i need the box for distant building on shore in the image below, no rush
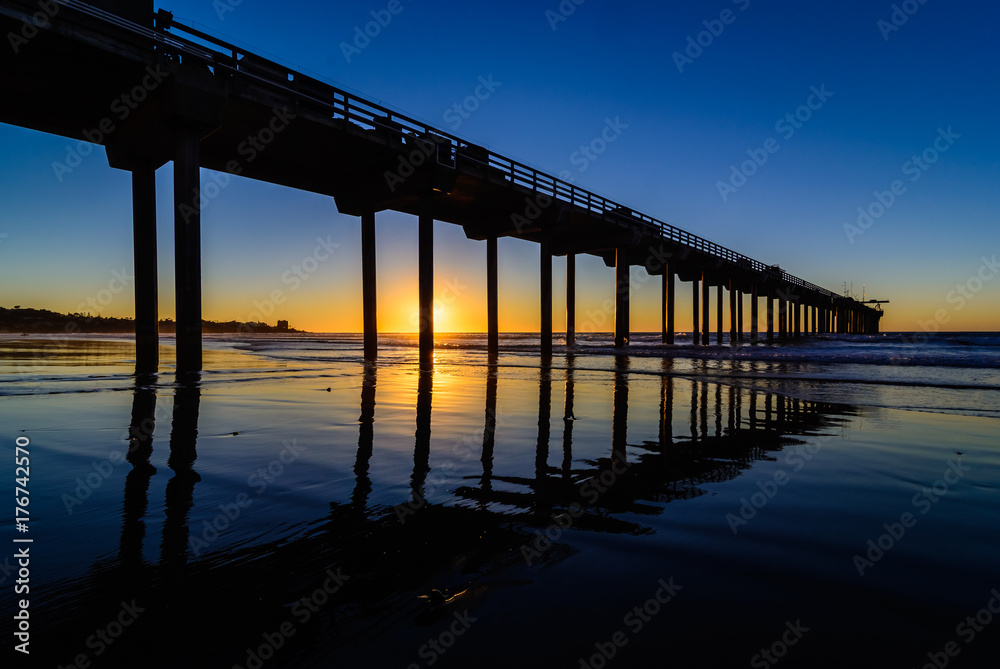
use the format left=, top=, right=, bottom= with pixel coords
left=277, top=320, right=289, bottom=331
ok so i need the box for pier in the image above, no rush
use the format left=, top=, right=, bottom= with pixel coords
left=0, top=0, right=885, bottom=372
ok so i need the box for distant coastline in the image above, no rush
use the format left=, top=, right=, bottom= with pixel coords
left=0, top=306, right=303, bottom=334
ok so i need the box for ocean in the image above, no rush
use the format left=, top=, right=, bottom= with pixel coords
left=1, top=331, right=998, bottom=668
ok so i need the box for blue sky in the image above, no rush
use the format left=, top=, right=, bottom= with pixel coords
left=1, top=0, right=997, bottom=331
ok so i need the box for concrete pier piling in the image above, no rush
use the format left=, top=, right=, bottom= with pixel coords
left=132, top=165, right=158, bottom=374
left=362, top=211, right=377, bottom=361
left=173, top=128, right=202, bottom=374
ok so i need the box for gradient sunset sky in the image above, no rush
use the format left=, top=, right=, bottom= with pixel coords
left=1, top=0, right=997, bottom=333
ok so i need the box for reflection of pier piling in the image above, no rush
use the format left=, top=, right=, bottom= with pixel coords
left=120, top=378, right=157, bottom=570
left=352, top=363, right=377, bottom=510
left=659, top=359, right=673, bottom=451
left=112, top=356, right=855, bottom=550
left=562, top=361, right=575, bottom=478
left=535, top=367, right=552, bottom=495
left=411, top=368, right=433, bottom=503
left=79, top=348, right=862, bottom=669
left=612, top=356, right=629, bottom=462
left=446, top=357, right=851, bottom=521
left=160, top=379, right=201, bottom=572
left=481, top=365, right=498, bottom=490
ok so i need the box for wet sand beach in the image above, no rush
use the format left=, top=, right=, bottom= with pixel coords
left=1, top=333, right=999, bottom=668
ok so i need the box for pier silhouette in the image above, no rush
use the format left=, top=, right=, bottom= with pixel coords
left=0, top=0, right=885, bottom=373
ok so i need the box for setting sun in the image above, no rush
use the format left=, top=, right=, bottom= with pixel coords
left=408, top=301, right=453, bottom=333
left=433, top=303, right=450, bottom=332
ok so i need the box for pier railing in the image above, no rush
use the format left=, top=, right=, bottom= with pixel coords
left=52, top=0, right=842, bottom=301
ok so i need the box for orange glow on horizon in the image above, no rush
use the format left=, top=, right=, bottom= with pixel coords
left=21, top=266, right=1000, bottom=335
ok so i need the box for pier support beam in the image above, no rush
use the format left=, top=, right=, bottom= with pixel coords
left=132, top=165, right=158, bottom=375
left=487, top=235, right=498, bottom=358
left=750, top=284, right=759, bottom=345
left=361, top=211, right=377, bottom=361
left=541, top=239, right=553, bottom=357
left=766, top=291, right=774, bottom=342
left=716, top=284, right=723, bottom=345
left=419, top=201, right=434, bottom=366
left=566, top=252, right=575, bottom=347
left=778, top=299, right=787, bottom=339
left=813, top=306, right=818, bottom=334
left=692, top=278, right=700, bottom=345
left=794, top=302, right=801, bottom=338
left=701, top=273, right=710, bottom=346
left=662, top=265, right=675, bottom=345
left=737, top=288, right=744, bottom=343
left=614, top=247, right=629, bottom=348
left=174, top=128, right=202, bottom=373
left=729, top=281, right=737, bottom=345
